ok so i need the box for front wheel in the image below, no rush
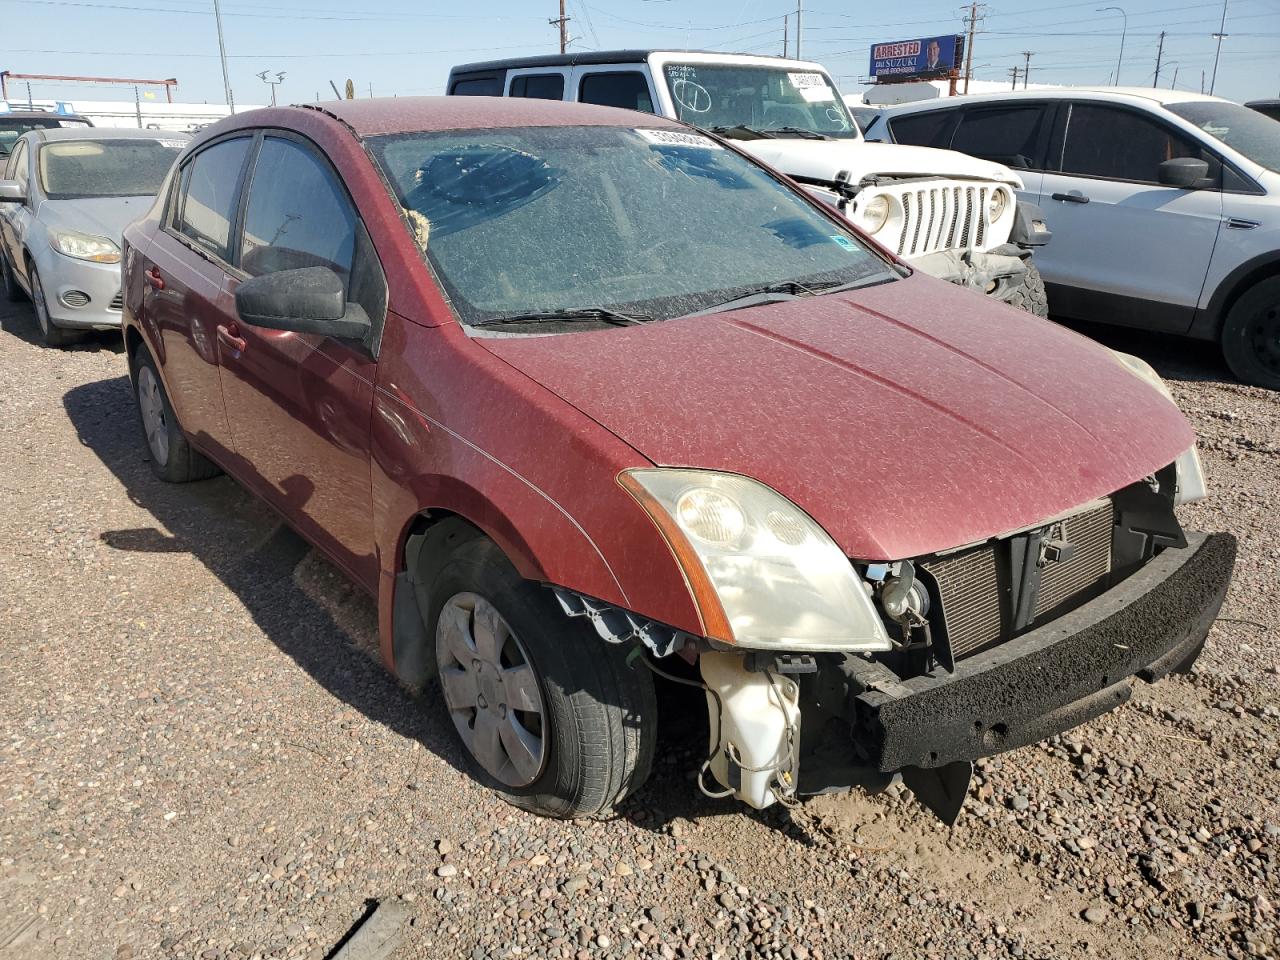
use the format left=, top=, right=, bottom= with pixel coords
left=29, top=264, right=80, bottom=347
left=1220, top=277, right=1280, bottom=390
left=1005, top=261, right=1049, bottom=318
left=132, top=347, right=221, bottom=482
left=427, top=532, right=656, bottom=818
left=1, top=249, right=24, bottom=303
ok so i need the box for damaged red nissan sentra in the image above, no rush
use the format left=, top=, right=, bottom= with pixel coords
left=121, top=97, right=1236, bottom=824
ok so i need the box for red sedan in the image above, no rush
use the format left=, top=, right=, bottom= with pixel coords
left=121, top=97, right=1234, bottom=823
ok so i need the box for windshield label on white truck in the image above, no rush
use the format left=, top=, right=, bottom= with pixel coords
left=787, top=72, right=835, bottom=102
left=634, top=128, right=721, bottom=149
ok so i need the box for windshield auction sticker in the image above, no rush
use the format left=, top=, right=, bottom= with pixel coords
left=788, top=72, right=835, bottom=102
left=634, top=129, right=721, bottom=149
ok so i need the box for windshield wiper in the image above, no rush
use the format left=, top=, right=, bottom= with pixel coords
left=768, top=126, right=833, bottom=141
left=681, top=273, right=896, bottom=319
left=709, top=125, right=773, bottom=140
left=473, top=307, right=652, bottom=329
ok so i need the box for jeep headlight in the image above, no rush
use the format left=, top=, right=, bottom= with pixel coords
left=49, top=229, right=120, bottom=263
left=620, top=469, right=892, bottom=651
left=1111, top=350, right=1207, bottom=505
left=987, top=189, right=1008, bottom=223
left=860, top=194, right=890, bottom=234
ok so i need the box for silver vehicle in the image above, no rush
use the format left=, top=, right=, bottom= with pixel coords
left=0, top=127, right=187, bottom=346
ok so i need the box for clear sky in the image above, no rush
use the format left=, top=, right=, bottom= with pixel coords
left=2, top=0, right=1277, bottom=107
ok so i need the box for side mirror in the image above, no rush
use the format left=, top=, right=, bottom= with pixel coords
left=234, top=266, right=371, bottom=340
left=1157, top=157, right=1210, bottom=188
left=0, top=180, right=24, bottom=203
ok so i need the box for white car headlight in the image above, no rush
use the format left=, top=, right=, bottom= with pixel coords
left=859, top=195, right=891, bottom=234
left=620, top=469, right=892, bottom=652
left=987, top=189, right=1008, bottom=223
left=49, top=229, right=120, bottom=264
left=1110, top=350, right=1207, bottom=505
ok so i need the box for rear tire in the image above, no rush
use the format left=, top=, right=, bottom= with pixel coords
left=131, top=346, right=221, bottom=482
left=29, top=263, right=81, bottom=347
left=1006, top=261, right=1049, bottom=318
left=1, top=249, right=24, bottom=303
left=426, top=531, right=656, bottom=819
left=1220, top=277, right=1280, bottom=390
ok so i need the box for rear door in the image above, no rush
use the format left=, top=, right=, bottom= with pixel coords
left=138, top=134, right=253, bottom=462
left=948, top=102, right=1053, bottom=199
left=0, top=140, right=32, bottom=287
left=217, top=132, right=383, bottom=589
left=1038, top=101, right=1223, bottom=330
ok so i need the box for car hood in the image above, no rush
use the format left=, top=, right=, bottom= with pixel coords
left=734, top=138, right=1024, bottom=190
left=37, top=196, right=151, bottom=243
left=481, top=274, right=1195, bottom=561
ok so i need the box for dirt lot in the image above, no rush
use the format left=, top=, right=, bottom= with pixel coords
left=1, top=294, right=1277, bottom=960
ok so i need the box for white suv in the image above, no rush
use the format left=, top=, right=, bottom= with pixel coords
left=866, top=88, right=1280, bottom=389
left=447, top=51, right=1053, bottom=316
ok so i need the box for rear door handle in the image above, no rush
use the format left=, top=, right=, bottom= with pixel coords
left=216, top=322, right=247, bottom=353
left=144, top=266, right=165, bottom=290
left=1051, top=190, right=1090, bottom=204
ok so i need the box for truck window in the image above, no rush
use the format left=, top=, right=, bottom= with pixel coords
left=578, top=72, right=654, bottom=113
left=951, top=106, right=1047, bottom=169
left=451, top=76, right=503, bottom=97
left=887, top=110, right=955, bottom=148
left=510, top=74, right=565, bottom=101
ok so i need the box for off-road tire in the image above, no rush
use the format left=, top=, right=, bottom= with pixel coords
left=1, top=249, right=24, bottom=303
left=426, top=531, right=657, bottom=819
left=1006, top=261, right=1049, bottom=318
left=1220, top=276, right=1280, bottom=390
left=29, top=263, right=81, bottom=346
left=131, top=346, right=222, bottom=482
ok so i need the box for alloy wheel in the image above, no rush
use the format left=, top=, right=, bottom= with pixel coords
left=435, top=592, right=547, bottom=788
left=30, top=266, right=50, bottom=335
left=136, top=365, right=171, bottom=467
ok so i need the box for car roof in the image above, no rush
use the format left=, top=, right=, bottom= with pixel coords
left=278, top=96, right=683, bottom=138
left=27, top=126, right=190, bottom=144
left=886, top=87, right=1230, bottom=113
left=0, top=110, right=92, bottom=122
left=450, top=49, right=822, bottom=75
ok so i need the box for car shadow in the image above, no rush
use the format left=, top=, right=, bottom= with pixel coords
left=63, top=372, right=471, bottom=780
left=0, top=297, right=127, bottom=354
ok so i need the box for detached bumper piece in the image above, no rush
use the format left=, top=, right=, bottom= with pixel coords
left=851, top=531, right=1235, bottom=818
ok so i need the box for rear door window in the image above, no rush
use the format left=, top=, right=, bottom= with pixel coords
left=240, top=136, right=356, bottom=283
left=951, top=106, right=1048, bottom=169
left=1059, top=103, right=1217, bottom=184
left=176, top=137, right=252, bottom=262
left=887, top=110, right=956, bottom=148
left=578, top=72, right=654, bottom=113
left=510, top=73, right=565, bottom=100
left=450, top=76, right=503, bottom=96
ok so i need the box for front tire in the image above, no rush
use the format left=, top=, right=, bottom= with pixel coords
left=427, top=532, right=656, bottom=818
left=29, top=263, right=81, bottom=347
left=1, top=249, right=24, bottom=303
left=1005, top=261, right=1049, bottom=318
left=1220, top=277, right=1280, bottom=390
left=132, top=347, right=221, bottom=482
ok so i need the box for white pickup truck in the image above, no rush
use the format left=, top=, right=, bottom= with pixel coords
left=447, top=50, right=1052, bottom=315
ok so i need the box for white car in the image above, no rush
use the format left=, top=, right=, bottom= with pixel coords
left=0, top=127, right=188, bottom=346
left=865, top=88, right=1280, bottom=389
left=447, top=51, right=1053, bottom=316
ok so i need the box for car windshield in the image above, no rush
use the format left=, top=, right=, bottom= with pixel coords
left=369, top=125, right=892, bottom=330
left=661, top=62, right=858, bottom=139
left=37, top=138, right=183, bottom=199
left=0, top=117, right=88, bottom=158
left=1166, top=101, right=1280, bottom=174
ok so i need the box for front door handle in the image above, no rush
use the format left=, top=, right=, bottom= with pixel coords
left=1051, top=190, right=1090, bottom=204
left=216, top=322, right=247, bottom=353
left=144, top=266, right=165, bottom=290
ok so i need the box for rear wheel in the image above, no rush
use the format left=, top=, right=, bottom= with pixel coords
left=1, top=250, right=24, bottom=303
left=1221, top=277, right=1280, bottom=390
left=427, top=532, right=656, bottom=818
left=29, top=264, right=81, bottom=347
left=132, top=347, right=221, bottom=482
left=1005, top=261, right=1049, bottom=318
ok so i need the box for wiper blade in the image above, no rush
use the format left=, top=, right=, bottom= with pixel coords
left=769, top=126, right=832, bottom=141
left=473, top=307, right=652, bottom=329
left=709, top=124, right=773, bottom=140
left=681, top=273, right=896, bottom=319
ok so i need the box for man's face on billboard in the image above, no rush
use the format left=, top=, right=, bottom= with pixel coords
left=928, top=41, right=941, bottom=63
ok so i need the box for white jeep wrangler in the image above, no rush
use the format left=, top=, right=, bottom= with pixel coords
left=447, top=50, right=1052, bottom=315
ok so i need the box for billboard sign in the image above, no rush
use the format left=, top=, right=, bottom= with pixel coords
left=870, top=35, right=963, bottom=82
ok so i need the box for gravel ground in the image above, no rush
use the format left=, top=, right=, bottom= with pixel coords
left=1, top=296, right=1277, bottom=960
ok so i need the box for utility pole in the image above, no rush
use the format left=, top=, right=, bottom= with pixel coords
left=1022, top=50, right=1033, bottom=88
left=212, top=0, right=235, bottom=113
left=1209, top=0, right=1228, bottom=95
left=1152, top=31, right=1165, bottom=86
left=782, top=15, right=788, bottom=58
left=1009, top=66, right=1020, bottom=89
left=550, top=0, right=569, bottom=54
left=962, top=2, right=984, bottom=94
left=795, top=1, right=803, bottom=60
left=1171, top=65, right=1180, bottom=88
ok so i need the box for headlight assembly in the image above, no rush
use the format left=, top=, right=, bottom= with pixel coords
left=1111, top=350, right=1207, bottom=505
left=860, top=194, right=891, bottom=234
left=49, top=229, right=120, bottom=264
left=619, top=469, right=892, bottom=652
left=987, top=189, right=1008, bottom=223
